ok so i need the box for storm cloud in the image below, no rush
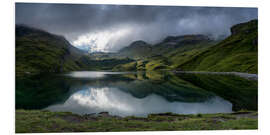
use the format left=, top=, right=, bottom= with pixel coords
left=16, top=3, right=258, bottom=52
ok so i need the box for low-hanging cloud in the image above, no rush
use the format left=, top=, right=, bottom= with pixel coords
left=16, top=3, right=258, bottom=52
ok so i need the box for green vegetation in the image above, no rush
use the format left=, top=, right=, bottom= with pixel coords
left=118, top=40, right=153, bottom=59
left=16, top=20, right=258, bottom=74
left=78, top=55, right=134, bottom=70
left=15, top=72, right=258, bottom=132
left=179, top=20, right=258, bottom=74
left=16, top=110, right=257, bottom=133
left=16, top=25, right=84, bottom=76
left=115, top=38, right=216, bottom=71
left=115, top=20, right=258, bottom=74
left=15, top=20, right=258, bottom=133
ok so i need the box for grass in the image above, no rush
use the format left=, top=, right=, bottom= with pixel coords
left=15, top=20, right=258, bottom=133
left=16, top=110, right=258, bottom=133
left=16, top=25, right=83, bottom=76
left=79, top=55, right=134, bottom=70
left=179, top=20, right=258, bottom=74
left=114, top=20, right=257, bottom=74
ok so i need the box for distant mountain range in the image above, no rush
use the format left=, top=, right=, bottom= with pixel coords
left=16, top=19, right=258, bottom=75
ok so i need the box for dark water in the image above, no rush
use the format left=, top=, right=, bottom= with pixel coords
left=16, top=71, right=258, bottom=117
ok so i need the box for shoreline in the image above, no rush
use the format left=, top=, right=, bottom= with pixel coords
left=173, top=71, right=258, bottom=81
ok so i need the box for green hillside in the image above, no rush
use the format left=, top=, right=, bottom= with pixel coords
left=16, top=25, right=85, bottom=76
left=115, top=20, right=258, bottom=73
left=114, top=35, right=217, bottom=71
left=16, top=25, right=136, bottom=75
left=179, top=20, right=258, bottom=74
left=16, top=19, right=258, bottom=74
left=118, top=40, right=153, bottom=59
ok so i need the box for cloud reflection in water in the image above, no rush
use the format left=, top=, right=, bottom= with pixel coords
left=46, top=87, right=232, bottom=117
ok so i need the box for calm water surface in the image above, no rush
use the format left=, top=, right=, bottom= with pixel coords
left=16, top=71, right=258, bottom=117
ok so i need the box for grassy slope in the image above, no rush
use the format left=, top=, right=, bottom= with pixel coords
left=16, top=110, right=257, bottom=133
left=114, top=20, right=257, bottom=74
left=179, top=20, right=258, bottom=74
left=115, top=40, right=216, bottom=71
left=118, top=41, right=153, bottom=59
left=15, top=21, right=258, bottom=132
left=16, top=25, right=83, bottom=75
left=164, top=41, right=218, bottom=69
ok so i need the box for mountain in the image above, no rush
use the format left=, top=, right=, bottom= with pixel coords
left=16, top=25, right=85, bottom=75
left=118, top=40, right=152, bottom=59
left=16, top=19, right=258, bottom=74
left=114, top=20, right=257, bottom=73
left=115, top=34, right=217, bottom=71
left=118, top=35, right=213, bottom=59
left=179, top=19, right=258, bottom=73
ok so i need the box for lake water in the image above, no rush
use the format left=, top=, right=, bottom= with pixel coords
left=16, top=71, right=258, bottom=117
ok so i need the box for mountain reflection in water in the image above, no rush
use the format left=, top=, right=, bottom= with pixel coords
left=46, top=87, right=232, bottom=117
left=16, top=71, right=257, bottom=116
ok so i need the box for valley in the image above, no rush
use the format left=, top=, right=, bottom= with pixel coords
left=16, top=20, right=258, bottom=75
left=15, top=19, right=258, bottom=132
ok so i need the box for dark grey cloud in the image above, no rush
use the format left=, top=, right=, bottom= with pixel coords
left=16, top=3, right=258, bottom=52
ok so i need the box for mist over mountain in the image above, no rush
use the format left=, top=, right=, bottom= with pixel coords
left=16, top=3, right=257, bottom=52
left=15, top=3, right=258, bottom=131
left=113, top=19, right=257, bottom=73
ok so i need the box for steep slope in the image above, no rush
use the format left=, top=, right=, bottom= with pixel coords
left=179, top=20, right=258, bottom=73
left=16, top=25, right=85, bottom=75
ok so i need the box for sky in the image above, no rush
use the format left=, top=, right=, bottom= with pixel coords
left=16, top=3, right=258, bottom=52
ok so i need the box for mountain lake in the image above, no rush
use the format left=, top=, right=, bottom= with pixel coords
left=16, top=71, right=258, bottom=117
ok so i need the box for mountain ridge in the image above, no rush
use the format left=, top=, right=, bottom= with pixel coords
left=114, top=19, right=257, bottom=73
left=15, top=19, right=258, bottom=74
